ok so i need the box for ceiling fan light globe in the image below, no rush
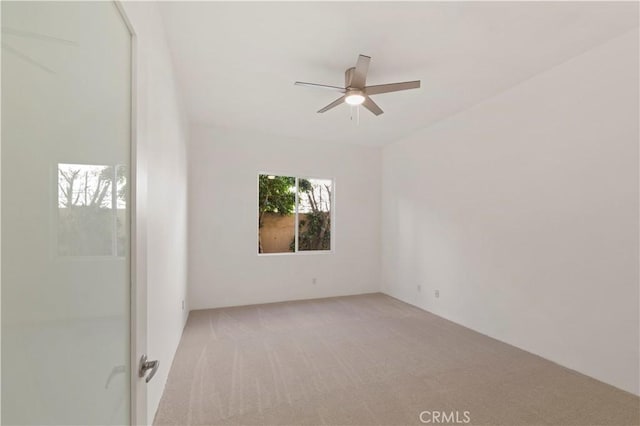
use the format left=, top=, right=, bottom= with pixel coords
left=345, top=93, right=365, bottom=106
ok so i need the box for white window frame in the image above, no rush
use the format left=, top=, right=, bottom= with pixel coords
left=257, top=172, right=335, bottom=256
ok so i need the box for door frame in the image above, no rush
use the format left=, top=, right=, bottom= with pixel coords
left=113, top=2, right=147, bottom=425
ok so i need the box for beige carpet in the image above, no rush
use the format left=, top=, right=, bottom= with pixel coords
left=154, top=293, right=640, bottom=426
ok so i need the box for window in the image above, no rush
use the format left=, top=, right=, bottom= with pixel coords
left=258, top=174, right=333, bottom=254
left=57, top=163, right=127, bottom=257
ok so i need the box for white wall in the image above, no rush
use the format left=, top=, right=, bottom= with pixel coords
left=382, top=28, right=639, bottom=395
left=120, top=3, right=190, bottom=422
left=188, top=125, right=381, bottom=309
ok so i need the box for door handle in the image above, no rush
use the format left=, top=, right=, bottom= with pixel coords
left=139, top=354, right=159, bottom=383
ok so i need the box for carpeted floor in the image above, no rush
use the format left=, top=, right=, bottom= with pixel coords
left=154, top=293, right=640, bottom=426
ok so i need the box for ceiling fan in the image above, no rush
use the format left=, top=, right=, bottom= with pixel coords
left=295, top=54, right=420, bottom=116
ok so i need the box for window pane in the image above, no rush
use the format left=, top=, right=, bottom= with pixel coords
left=298, top=178, right=332, bottom=251
left=258, top=174, right=296, bottom=253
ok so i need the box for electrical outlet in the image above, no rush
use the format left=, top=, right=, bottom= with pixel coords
left=312, top=278, right=317, bottom=285
left=417, top=284, right=421, bottom=292
left=435, top=290, right=440, bottom=298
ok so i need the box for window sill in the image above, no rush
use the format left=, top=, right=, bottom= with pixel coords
left=257, top=250, right=333, bottom=257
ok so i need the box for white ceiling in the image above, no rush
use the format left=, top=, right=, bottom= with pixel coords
left=159, top=2, right=638, bottom=146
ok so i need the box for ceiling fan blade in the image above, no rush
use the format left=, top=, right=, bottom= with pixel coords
left=350, top=54, right=371, bottom=88
left=362, top=96, right=383, bottom=116
left=365, top=80, right=420, bottom=95
left=317, top=95, right=346, bottom=113
left=295, top=82, right=346, bottom=93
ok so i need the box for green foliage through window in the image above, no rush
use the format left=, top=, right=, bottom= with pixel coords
left=297, top=178, right=331, bottom=251
left=258, top=175, right=332, bottom=254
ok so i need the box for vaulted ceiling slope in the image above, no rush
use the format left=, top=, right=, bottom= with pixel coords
left=158, top=2, right=638, bottom=146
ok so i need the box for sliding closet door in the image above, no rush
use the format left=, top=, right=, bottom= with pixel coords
left=1, top=2, right=133, bottom=424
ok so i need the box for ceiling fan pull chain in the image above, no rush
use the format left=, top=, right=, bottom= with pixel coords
left=349, top=105, right=360, bottom=125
